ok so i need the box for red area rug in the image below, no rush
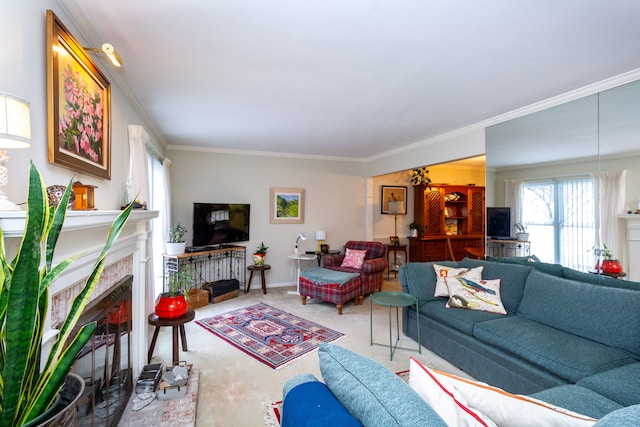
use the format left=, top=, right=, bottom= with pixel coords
left=196, top=303, right=344, bottom=369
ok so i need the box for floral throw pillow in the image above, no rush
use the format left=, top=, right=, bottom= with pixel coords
left=341, top=248, right=367, bottom=269
left=433, top=265, right=484, bottom=297
left=445, top=277, right=507, bottom=315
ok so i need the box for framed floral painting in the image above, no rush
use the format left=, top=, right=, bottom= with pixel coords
left=46, top=10, right=111, bottom=180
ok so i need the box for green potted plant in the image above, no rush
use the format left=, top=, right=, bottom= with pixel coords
left=408, top=222, right=425, bottom=238
left=0, top=162, right=133, bottom=426
left=515, top=222, right=529, bottom=241
left=155, top=266, right=193, bottom=318
left=253, top=242, right=268, bottom=266
left=591, top=244, right=622, bottom=275
left=166, top=222, right=188, bottom=255
left=410, top=167, right=432, bottom=187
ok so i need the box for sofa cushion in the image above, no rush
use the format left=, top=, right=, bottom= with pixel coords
left=576, top=362, right=640, bottom=407
left=433, top=264, right=483, bottom=297
left=517, top=269, right=640, bottom=357
left=282, top=373, right=319, bottom=399
left=445, top=277, right=507, bottom=315
left=281, top=380, right=363, bottom=427
left=474, top=316, right=636, bottom=382
left=486, top=256, right=564, bottom=277
left=420, top=300, right=507, bottom=335
left=458, top=258, right=532, bottom=313
left=561, top=267, right=640, bottom=292
left=318, top=343, right=447, bottom=427
left=593, top=405, right=640, bottom=426
left=341, top=248, right=367, bottom=269
left=530, top=385, right=622, bottom=420
left=400, top=261, right=458, bottom=305
left=408, top=358, right=497, bottom=426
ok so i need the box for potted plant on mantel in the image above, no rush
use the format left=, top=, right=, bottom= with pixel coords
left=155, top=266, right=193, bottom=319
left=0, top=162, right=133, bottom=426
left=253, top=242, right=268, bottom=266
left=166, top=222, right=188, bottom=255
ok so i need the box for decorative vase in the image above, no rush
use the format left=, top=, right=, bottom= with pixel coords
left=23, top=373, right=84, bottom=427
left=410, top=229, right=418, bottom=238
left=253, top=253, right=266, bottom=265
left=601, top=260, right=622, bottom=274
left=165, top=242, right=186, bottom=255
left=155, top=294, right=188, bottom=318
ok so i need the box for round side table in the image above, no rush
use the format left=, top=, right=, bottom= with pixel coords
left=246, top=264, right=271, bottom=294
left=370, top=291, right=421, bottom=361
left=147, top=309, right=195, bottom=364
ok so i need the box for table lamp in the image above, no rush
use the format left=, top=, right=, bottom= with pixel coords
left=388, top=200, right=405, bottom=246
left=294, top=232, right=306, bottom=255
left=0, top=92, right=31, bottom=210
left=315, top=230, right=326, bottom=252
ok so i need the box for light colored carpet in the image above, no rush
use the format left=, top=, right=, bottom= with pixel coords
left=144, top=278, right=471, bottom=426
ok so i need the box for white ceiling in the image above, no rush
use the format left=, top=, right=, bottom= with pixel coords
left=61, top=0, right=640, bottom=160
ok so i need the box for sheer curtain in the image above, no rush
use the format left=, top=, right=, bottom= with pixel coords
left=148, top=157, right=172, bottom=297
left=127, top=125, right=151, bottom=206
left=504, top=179, right=524, bottom=225
left=592, top=170, right=627, bottom=260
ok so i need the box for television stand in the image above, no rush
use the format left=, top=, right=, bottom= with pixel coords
left=486, top=239, right=531, bottom=258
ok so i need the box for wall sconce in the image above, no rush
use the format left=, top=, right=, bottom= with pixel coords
left=315, top=230, right=327, bottom=252
left=0, top=92, right=31, bottom=210
left=294, top=233, right=306, bottom=255
left=388, top=200, right=405, bottom=246
left=85, top=43, right=123, bottom=67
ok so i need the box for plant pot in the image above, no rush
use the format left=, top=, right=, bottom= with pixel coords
left=516, top=233, right=529, bottom=241
left=155, top=294, right=188, bottom=318
left=601, top=260, right=622, bottom=274
left=23, top=373, right=84, bottom=427
left=253, top=253, right=266, bottom=266
left=410, top=229, right=418, bottom=238
left=165, top=242, right=186, bottom=255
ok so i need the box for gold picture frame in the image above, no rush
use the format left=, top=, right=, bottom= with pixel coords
left=46, top=10, right=111, bottom=180
left=270, top=187, right=305, bottom=224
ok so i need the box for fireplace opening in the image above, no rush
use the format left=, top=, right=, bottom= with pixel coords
left=71, top=275, right=133, bottom=426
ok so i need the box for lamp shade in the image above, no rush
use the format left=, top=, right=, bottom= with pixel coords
left=0, top=93, right=31, bottom=148
left=388, top=200, right=405, bottom=215
left=315, top=230, right=327, bottom=241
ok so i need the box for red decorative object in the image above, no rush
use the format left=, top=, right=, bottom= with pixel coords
left=108, top=301, right=128, bottom=325
left=155, top=294, right=188, bottom=319
left=601, top=260, right=623, bottom=274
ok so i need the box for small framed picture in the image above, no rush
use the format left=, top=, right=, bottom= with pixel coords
left=270, top=187, right=305, bottom=224
left=381, top=186, right=407, bottom=214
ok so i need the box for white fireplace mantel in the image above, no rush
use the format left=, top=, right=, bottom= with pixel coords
left=0, top=209, right=159, bottom=379
left=618, top=214, right=640, bottom=282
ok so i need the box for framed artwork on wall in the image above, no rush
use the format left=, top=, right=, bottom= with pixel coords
left=46, top=10, right=111, bottom=180
left=381, top=185, right=407, bottom=214
left=270, top=187, right=305, bottom=224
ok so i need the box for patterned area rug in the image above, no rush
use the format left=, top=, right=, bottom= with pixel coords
left=196, top=302, right=344, bottom=369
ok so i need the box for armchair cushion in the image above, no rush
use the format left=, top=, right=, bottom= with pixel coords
left=341, top=248, right=367, bottom=269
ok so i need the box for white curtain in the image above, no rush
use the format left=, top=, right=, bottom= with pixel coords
left=127, top=125, right=151, bottom=206
left=504, top=179, right=524, bottom=226
left=592, top=170, right=627, bottom=260
left=162, top=158, right=172, bottom=244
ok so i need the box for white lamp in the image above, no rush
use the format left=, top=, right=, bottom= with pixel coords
left=0, top=92, right=32, bottom=210
left=315, top=230, right=326, bottom=252
left=388, top=200, right=405, bottom=246
left=294, top=232, right=306, bottom=255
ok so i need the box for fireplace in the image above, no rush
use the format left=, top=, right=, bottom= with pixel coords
left=72, top=275, right=133, bottom=426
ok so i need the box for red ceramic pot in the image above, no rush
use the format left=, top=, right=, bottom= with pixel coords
left=155, top=294, right=188, bottom=318
left=601, top=260, right=622, bottom=275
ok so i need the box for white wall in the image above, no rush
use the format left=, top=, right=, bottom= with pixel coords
left=168, top=148, right=367, bottom=286
left=2, top=3, right=163, bottom=208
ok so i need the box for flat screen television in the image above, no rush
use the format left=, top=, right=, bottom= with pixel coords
left=486, top=207, right=512, bottom=239
left=192, top=203, right=250, bottom=247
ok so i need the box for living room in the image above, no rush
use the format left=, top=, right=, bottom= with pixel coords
left=3, top=1, right=640, bottom=426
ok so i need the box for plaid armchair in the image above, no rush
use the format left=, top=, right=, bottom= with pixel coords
left=321, top=241, right=388, bottom=297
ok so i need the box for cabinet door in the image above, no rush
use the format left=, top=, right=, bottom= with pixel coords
left=425, top=188, right=444, bottom=235
left=468, top=187, right=485, bottom=235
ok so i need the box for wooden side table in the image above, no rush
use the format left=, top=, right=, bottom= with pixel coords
left=386, top=244, right=407, bottom=279
left=246, top=264, right=271, bottom=294
left=147, top=309, right=195, bottom=364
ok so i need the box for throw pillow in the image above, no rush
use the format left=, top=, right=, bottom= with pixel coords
left=318, top=343, right=447, bottom=426
left=445, top=277, right=507, bottom=315
left=408, top=358, right=497, bottom=427
left=433, top=265, right=483, bottom=297
left=341, top=248, right=367, bottom=269
left=426, top=361, right=597, bottom=427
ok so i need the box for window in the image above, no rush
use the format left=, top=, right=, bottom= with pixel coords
left=521, top=177, right=594, bottom=270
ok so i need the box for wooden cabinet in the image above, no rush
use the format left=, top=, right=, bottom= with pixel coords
left=409, top=184, right=485, bottom=262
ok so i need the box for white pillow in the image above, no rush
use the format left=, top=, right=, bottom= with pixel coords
left=412, top=357, right=597, bottom=427
left=433, top=265, right=483, bottom=297
left=408, top=358, right=497, bottom=427
left=445, top=277, right=507, bottom=315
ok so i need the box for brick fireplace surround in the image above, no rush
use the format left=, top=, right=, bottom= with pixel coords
left=0, top=209, right=158, bottom=381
